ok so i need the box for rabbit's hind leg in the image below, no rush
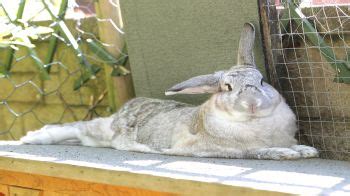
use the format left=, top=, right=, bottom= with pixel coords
left=21, top=117, right=116, bottom=148
left=111, top=135, right=158, bottom=153
left=20, top=124, right=78, bottom=145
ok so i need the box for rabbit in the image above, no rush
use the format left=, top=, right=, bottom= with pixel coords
left=20, top=23, right=318, bottom=160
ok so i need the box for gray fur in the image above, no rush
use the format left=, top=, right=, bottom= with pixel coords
left=165, top=71, right=224, bottom=95
left=20, top=23, right=318, bottom=160
left=236, top=23, right=255, bottom=67
left=110, top=97, right=194, bottom=150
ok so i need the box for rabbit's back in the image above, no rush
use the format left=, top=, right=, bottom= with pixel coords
left=111, top=97, right=196, bottom=150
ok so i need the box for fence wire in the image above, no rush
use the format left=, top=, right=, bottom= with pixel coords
left=261, top=0, right=350, bottom=160
left=0, top=0, right=126, bottom=140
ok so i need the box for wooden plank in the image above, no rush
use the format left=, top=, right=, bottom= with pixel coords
left=42, top=191, right=68, bottom=196
left=258, top=0, right=282, bottom=90
left=0, top=184, right=9, bottom=196
left=9, top=186, right=41, bottom=196
left=0, top=156, right=287, bottom=195
left=0, top=169, right=173, bottom=196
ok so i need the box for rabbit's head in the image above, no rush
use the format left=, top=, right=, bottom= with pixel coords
left=165, top=23, right=282, bottom=120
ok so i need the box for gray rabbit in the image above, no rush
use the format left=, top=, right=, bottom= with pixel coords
left=21, top=23, right=318, bottom=160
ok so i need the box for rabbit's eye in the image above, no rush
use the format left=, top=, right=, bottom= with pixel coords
left=225, top=83, right=232, bottom=91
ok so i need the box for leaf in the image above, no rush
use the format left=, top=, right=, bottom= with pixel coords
left=25, top=26, right=54, bottom=39
left=86, top=38, right=130, bottom=76
left=283, top=1, right=350, bottom=83
left=86, top=38, right=119, bottom=64
left=43, top=0, right=68, bottom=73
left=28, top=49, right=50, bottom=80
left=111, top=65, right=130, bottom=76
left=0, top=30, right=12, bottom=39
left=0, top=40, right=35, bottom=48
left=1, top=0, right=26, bottom=74
left=73, top=65, right=101, bottom=90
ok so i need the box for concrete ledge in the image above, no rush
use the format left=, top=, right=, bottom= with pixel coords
left=0, top=141, right=349, bottom=195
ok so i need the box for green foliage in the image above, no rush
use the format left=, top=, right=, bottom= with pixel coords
left=73, top=65, right=101, bottom=90
left=0, top=0, right=51, bottom=79
left=86, top=38, right=130, bottom=76
left=44, top=0, right=68, bottom=73
left=280, top=1, right=350, bottom=83
left=0, top=0, right=130, bottom=89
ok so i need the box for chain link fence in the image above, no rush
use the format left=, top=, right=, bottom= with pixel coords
left=0, top=0, right=131, bottom=140
left=260, top=0, right=350, bottom=160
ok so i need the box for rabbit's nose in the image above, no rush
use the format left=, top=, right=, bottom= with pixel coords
left=240, top=99, right=261, bottom=113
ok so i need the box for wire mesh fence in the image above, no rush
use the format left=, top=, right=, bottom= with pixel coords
left=0, top=0, right=132, bottom=140
left=259, top=0, right=350, bottom=160
left=3, top=0, right=350, bottom=162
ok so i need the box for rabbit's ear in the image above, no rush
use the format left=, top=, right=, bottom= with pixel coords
left=165, top=71, right=223, bottom=95
left=236, top=23, right=255, bottom=67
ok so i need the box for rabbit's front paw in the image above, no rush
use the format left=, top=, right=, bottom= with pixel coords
left=20, top=129, right=54, bottom=145
left=254, top=147, right=301, bottom=160
left=291, top=145, right=319, bottom=158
